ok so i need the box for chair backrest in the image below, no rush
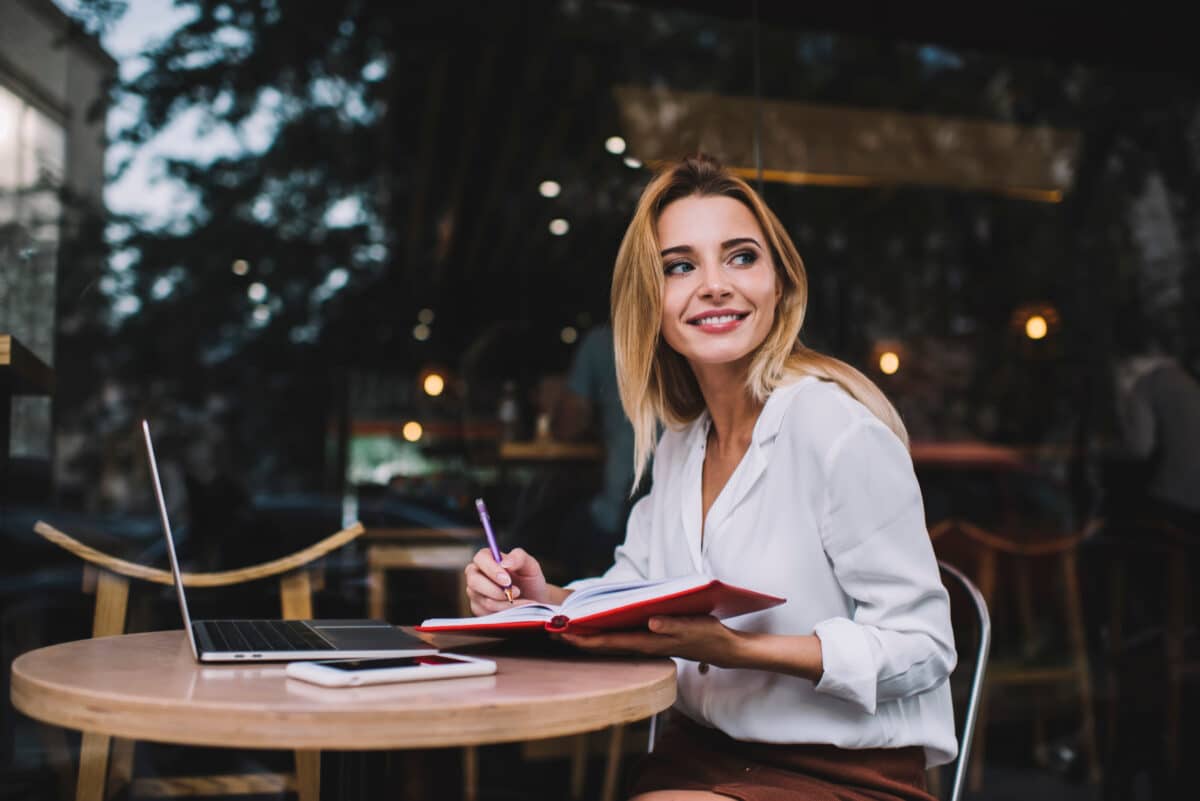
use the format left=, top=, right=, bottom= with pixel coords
left=27, top=520, right=360, bottom=801
left=32, top=520, right=366, bottom=635
left=938, top=559, right=991, bottom=801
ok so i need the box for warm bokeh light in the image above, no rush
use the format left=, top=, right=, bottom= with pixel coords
left=560, top=326, right=578, bottom=344
left=231, top=259, right=249, bottom=275
left=1025, top=314, right=1048, bottom=340
left=402, top=421, right=423, bottom=442
left=605, top=135, right=626, bottom=154
left=247, top=282, right=267, bottom=301
left=423, top=372, right=445, bottom=396
left=1011, top=303, right=1059, bottom=342
left=417, top=307, right=435, bottom=324
left=879, top=351, right=900, bottom=375
left=538, top=180, right=561, bottom=198
left=413, top=323, right=431, bottom=341
left=549, top=218, right=570, bottom=236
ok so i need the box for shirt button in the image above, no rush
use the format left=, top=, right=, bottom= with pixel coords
left=697, top=662, right=710, bottom=674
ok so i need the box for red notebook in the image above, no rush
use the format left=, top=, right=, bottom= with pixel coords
left=416, top=574, right=785, bottom=635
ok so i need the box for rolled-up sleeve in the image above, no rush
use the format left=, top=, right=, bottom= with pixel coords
left=811, top=418, right=956, bottom=714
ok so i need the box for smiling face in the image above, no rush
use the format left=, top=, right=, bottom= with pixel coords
left=657, top=194, right=781, bottom=374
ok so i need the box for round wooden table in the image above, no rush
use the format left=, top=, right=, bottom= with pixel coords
left=11, top=630, right=677, bottom=750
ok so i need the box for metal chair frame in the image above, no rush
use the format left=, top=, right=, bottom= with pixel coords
left=939, top=559, right=992, bottom=801
left=644, top=560, right=990, bottom=801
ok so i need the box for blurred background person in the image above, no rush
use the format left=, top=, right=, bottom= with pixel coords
left=1110, top=327, right=1200, bottom=536
left=550, top=321, right=642, bottom=576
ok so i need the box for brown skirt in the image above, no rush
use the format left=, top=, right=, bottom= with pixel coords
left=628, top=713, right=936, bottom=801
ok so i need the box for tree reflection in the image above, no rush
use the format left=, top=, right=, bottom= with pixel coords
left=58, top=0, right=1200, bottom=518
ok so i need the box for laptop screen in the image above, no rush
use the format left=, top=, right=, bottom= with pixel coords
left=141, top=420, right=200, bottom=660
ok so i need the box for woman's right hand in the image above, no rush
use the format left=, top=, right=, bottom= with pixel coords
left=464, top=547, right=566, bottom=615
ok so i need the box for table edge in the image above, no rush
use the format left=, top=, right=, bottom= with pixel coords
left=11, top=635, right=677, bottom=749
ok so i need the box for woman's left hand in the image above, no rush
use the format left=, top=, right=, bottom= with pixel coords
left=559, top=615, right=746, bottom=668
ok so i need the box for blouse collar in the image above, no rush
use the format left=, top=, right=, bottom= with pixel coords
left=685, top=374, right=820, bottom=453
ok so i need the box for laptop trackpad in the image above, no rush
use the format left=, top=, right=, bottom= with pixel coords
left=315, top=625, right=430, bottom=650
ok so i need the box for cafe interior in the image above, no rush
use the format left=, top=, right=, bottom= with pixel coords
left=1, top=1, right=1198, bottom=799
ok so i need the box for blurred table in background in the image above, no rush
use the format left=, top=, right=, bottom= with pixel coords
left=363, top=527, right=481, bottom=620
left=494, top=440, right=605, bottom=578
left=912, top=440, right=1076, bottom=537
left=498, top=440, right=603, bottom=462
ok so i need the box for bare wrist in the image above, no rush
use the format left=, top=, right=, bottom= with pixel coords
left=546, top=585, right=572, bottom=605
left=731, top=632, right=824, bottom=682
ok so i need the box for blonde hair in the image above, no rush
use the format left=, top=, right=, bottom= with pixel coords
left=611, top=154, right=908, bottom=488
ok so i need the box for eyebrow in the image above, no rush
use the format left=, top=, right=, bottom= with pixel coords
left=660, top=237, right=763, bottom=258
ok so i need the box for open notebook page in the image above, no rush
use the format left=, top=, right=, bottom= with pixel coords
left=558, top=574, right=713, bottom=618
left=420, top=574, right=713, bottom=628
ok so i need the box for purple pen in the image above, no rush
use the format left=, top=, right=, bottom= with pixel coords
left=475, top=498, right=513, bottom=604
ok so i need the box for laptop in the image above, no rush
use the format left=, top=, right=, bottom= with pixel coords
left=142, top=419, right=438, bottom=663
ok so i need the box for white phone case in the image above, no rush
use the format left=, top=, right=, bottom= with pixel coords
left=285, top=653, right=496, bottom=687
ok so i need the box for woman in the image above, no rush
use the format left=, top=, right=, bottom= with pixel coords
left=466, top=155, right=956, bottom=801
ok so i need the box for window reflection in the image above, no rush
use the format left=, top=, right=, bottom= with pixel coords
left=1, top=1, right=1198, bottom=796
left=0, top=82, right=64, bottom=459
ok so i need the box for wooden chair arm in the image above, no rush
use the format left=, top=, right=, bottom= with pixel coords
left=928, top=519, right=959, bottom=541
left=930, top=518, right=1100, bottom=556
left=33, top=520, right=365, bottom=587
left=1117, top=518, right=1193, bottom=545
left=1085, top=517, right=1194, bottom=554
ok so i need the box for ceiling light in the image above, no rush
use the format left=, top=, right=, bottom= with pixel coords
left=423, top=373, right=445, bottom=397
left=1025, top=315, right=1048, bottom=340
left=1010, top=303, right=1060, bottom=341
left=879, top=351, right=900, bottom=375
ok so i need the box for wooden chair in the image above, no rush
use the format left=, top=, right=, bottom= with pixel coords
left=929, top=518, right=1102, bottom=790
left=1094, top=518, right=1198, bottom=784
left=31, top=519, right=365, bottom=801
left=1160, top=525, right=1198, bottom=781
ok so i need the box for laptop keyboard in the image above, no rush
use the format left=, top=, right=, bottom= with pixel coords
left=197, top=620, right=335, bottom=652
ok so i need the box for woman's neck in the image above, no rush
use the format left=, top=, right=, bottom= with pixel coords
left=691, top=359, right=763, bottom=454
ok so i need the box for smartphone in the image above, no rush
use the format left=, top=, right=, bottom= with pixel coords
left=285, top=653, right=496, bottom=687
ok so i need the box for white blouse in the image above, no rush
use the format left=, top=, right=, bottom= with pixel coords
left=568, top=376, right=958, bottom=766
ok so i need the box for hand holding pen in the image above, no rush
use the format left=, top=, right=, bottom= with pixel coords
left=474, top=498, right=512, bottom=603
left=464, top=498, right=563, bottom=616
